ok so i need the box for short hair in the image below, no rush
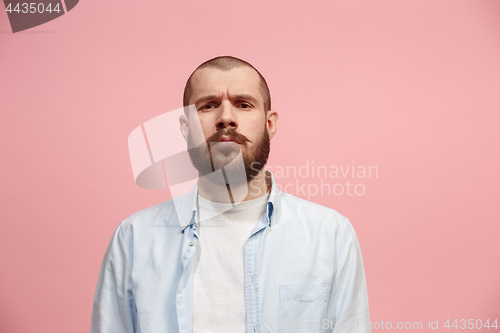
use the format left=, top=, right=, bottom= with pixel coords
left=183, top=56, right=271, bottom=113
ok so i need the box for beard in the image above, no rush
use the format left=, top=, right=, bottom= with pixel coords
left=187, top=126, right=270, bottom=185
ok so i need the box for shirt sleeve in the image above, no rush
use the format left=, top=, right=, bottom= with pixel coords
left=90, top=222, right=137, bottom=333
left=325, top=219, right=370, bottom=333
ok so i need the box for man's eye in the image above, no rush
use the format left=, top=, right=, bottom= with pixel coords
left=200, top=104, right=215, bottom=110
left=239, top=103, right=251, bottom=109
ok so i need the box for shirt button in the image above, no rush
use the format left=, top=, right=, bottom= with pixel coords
left=189, top=240, right=195, bottom=246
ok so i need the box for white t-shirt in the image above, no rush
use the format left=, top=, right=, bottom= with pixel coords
left=192, top=190, right=270, bottom=333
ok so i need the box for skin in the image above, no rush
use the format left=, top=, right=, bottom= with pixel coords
left=179, top=66, right=280, bottom=203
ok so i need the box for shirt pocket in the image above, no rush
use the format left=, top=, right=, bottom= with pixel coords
left=278, top=284, right=329, bottom=333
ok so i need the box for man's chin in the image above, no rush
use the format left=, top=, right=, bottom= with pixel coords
left=210, top=141, right=241, bottom=156
left=211, top=153, right=240, bottom=168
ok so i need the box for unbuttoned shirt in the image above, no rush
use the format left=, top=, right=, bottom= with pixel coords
left=90, top=170, right=370, bottom=333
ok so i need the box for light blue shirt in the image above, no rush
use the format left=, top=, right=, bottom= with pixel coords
left=90, top=170, right=370, bottom=333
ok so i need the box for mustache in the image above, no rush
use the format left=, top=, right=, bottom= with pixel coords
left=206, top=128, right=250, bottom=144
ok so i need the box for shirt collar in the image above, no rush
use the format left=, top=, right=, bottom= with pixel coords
left=175, top=169, right=282, bottom=232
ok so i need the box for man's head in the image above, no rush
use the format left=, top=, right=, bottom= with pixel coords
left=179, top=56, right=279, bottom=184
left=183, top=56, right=271, bottom=113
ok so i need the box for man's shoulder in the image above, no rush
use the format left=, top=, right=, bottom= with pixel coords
left=278, top=191, right=351, bottom=231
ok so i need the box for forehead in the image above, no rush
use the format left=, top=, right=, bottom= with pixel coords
left=189, top=66, right=264, bottom=106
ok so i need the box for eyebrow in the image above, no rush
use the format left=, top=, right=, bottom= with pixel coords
left=194, top=93, right=259, bottom=106
left=194, top=94, right=218, bottom=106
left=231, top=94, right=259, bottom=105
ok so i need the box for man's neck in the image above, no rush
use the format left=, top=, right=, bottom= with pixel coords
left=198, top=169, right=270, bottom=204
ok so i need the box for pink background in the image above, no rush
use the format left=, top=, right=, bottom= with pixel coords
left=1, top=0, right=499, bottom=332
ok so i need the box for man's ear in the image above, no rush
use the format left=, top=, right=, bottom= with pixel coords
left=179, top=114, right=189, bottom=142
left=266, top=109, right=280, bottom=140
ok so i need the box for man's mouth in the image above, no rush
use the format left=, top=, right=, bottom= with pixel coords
left=217, top=135, right=239, bottom=144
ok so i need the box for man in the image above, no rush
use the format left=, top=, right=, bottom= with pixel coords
left=90, top=56, right=370, bottom=333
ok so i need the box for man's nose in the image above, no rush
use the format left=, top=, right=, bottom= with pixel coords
left=216, top=100, right=237, bottom=131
